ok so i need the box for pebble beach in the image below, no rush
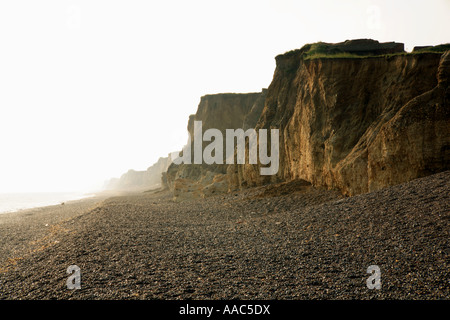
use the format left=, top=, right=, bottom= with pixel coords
left=0, top=172, right=448, bottom=300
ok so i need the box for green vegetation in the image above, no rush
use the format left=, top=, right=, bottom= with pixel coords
left=301, top=42, right=358, bottom=59
left=292, top=41, right=450, bottom=61
left=304, top=52, right=365, bottom=60
left=298, top=42, right=378, bottom=60
left=304, top=50, right=447, bottom=61
left=412, top=43, right=450, bottom=54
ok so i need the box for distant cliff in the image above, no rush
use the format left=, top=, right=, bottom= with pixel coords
left=166, top=39, right=450, bottom=198
left=105, top=156, right=172, bottom=191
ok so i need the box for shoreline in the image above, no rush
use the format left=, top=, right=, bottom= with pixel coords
left=0, top=189, right=152, bottom=273
left=0, top=192, right=97, bottom=216
left=0, top=193, right=110, bottom=272
left=0, top=189, right=144, bottom=216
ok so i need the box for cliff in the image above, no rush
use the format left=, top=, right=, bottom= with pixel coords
left=165, top=90, right=267, bottom=198
left=230, top=45, right=450, bottom=196
left=165, top=39, right=449, bottom=198
left=104, top=156, right=172, bottom=191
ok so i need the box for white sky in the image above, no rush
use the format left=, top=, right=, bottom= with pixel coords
left=0, top=0, right=449, bottom=193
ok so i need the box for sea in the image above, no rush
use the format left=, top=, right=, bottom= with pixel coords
left=0, top=192, right=94, bottom=214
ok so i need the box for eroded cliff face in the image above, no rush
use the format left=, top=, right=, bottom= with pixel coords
left=165, top=41, right=449, bottom=199
left=366, top=51, right=450, bottom=193
left=165, top=91, right=267, bottom=198
left=231, top=50, right=449, bottom=196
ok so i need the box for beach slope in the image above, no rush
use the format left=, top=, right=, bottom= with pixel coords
left=0, top=171, right=448, bottom=299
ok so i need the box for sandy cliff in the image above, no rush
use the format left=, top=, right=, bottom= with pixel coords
left=231, top=47, right=449, bottom=196
left=166, top=40, right=449, bottom=198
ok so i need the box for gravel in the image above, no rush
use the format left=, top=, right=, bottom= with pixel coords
left=0, top=171, right=448, bottom=299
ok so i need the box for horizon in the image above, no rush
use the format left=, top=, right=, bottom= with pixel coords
left=1, top=0, right=449, bottom=193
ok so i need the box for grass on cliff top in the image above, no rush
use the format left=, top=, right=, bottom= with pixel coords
left=296, top=42, right=450, bottom=60
left=299, top=42, right=371, bottom=60
left=304, top=52, right=365, bottom=60
left=411, top=43, right=450, bottom=54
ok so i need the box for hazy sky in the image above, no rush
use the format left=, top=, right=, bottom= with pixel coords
left=0, top=0, right=449, bottom=193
